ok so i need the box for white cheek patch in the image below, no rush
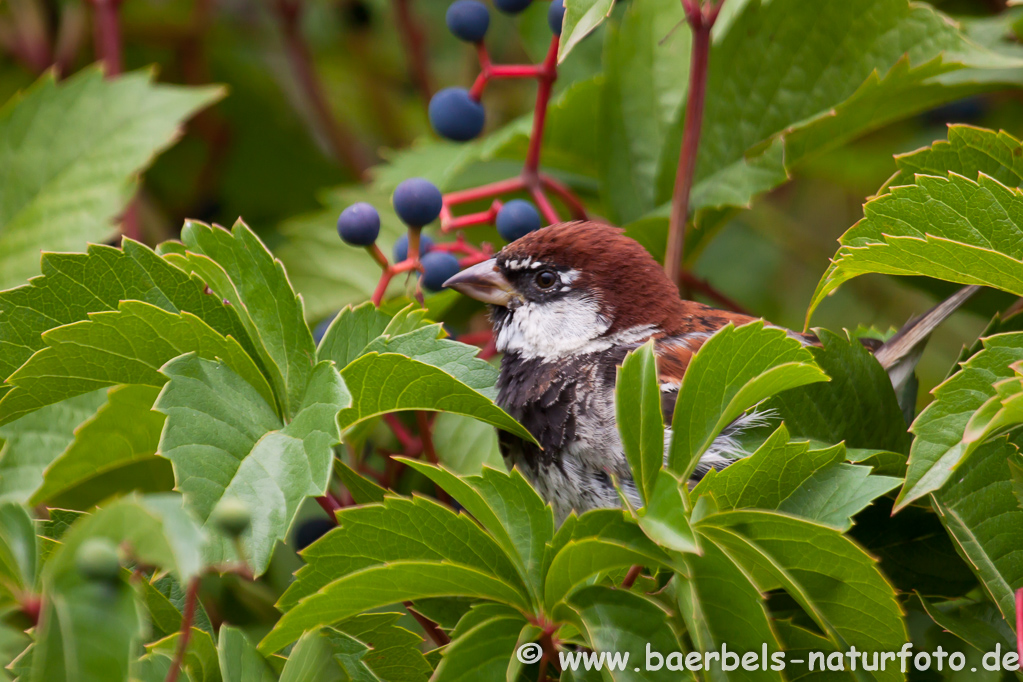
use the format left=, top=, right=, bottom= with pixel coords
left=496, top=294, right=612, bottom=359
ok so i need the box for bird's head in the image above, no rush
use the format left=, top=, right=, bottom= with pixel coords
left=443, top=221, right=688, bottom=360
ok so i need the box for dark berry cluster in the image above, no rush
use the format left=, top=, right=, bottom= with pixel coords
left=430, top=0, right=564, bottom=144
left=337, top=178, right=470, bottom=295
left=338, top=0, right=590, bottom=310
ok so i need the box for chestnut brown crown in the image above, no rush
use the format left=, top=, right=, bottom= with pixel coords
left=497, top=221, right=693, bottom=335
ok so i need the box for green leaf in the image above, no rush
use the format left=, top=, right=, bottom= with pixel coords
left=44, top=494, right=204, bottom=584
left=810, top=173, right=1023, bottom=319
left=174, top=220, right=316, bottom=418
left=676, top=541, right=783, bottom=682
left=636, top=470, right=699, bottom=554
left=848, top=499, right=978, bottom=598
left=693, top=426, right=841, bottom=508
left=260, top=562, right=531, bottom=654
left=667, top=322, right=828, bottom=478
left=0, top=503, right=36, bottom=606
left=218, top=626, right=277, bottom=682
left=30, top=576, right=141, bottom=682
left=775, top=463, right=901, bottom=532
left=767, top=329, right=911, bottom=454
left=916, top=594, right=1016, bottom=656
left=616, top=341, right=664, bottom=505
left=430, top=412, right=504, bottom=474
left=331, top=612, right=431, bottom=682
left=401, top=461, right=553, bottom=603
left=316, top=302, right=394, bottom=369
left=156, top=355, right=348, bottom=574
left=337, top=351, right=534, bottom=443
left=334, top=460, right=387, bottom=505
left=897, top=332, right=1023, bottom=509
left=885, top=125, right=1023, bottom=192
left=432, top=614, right=526, bottom=682
left=932, top=436, right=1023, bottom=628
left=278, top=494, right=527, bottom=611
left=273, top=188, right=410, bottom=323
left=0, top=390, right=107, bottom=503
left=658, top=0, right=1023, bottom=223
left=0, top=68, right=221, bottom=289
left=148, top=627, right=219, bottom=682
left=557, top=585, right=694, bottom=682
left=31, top=385, right=170, bottom=509
left=599, top=0, right=687, bottom=223
left=544, top=513, right=672, bottom=609
left=279, top=630, right=345, bottom=682
left=0, top=300, right=276, bottom=427
left=139, top=574, right=213, bottom=641
left=0, top=240, right=255, bottom=386
left=697, top=510, right=906, bottom=680
left=696, top=425, right=899, bottom=532
left=559, top=0, right=616, bottom=63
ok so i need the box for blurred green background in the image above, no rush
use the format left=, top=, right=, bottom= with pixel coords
left=2, top=0, right=1022, bottom=403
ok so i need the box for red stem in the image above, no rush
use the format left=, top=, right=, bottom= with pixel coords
left=405, top=602, right=451, bottom=646
left=1016, top=587, right=1022, bottom=670
left=457, top=330, right=493, bottom=346
left=164, top=577, right=200, bottom=682
left=392, top=0, right=433, bottom=105
left=87, top=0, right=123, bottom=75
left=524, top=37, right=560, bottom=174
left=621, top=564, right=642, bottom=589
left=664, top=0, right=722, bottom=288
left=384, top=414, right=418, bottom=450
left=540, top=174, right=588, bottom=220
left=121, top=197, right=141, bottom=242
left=490, top=64, right=545, bottom=78
left=441, top=201, right=502, bottom=232
left=539, top=631, right=562, bottom=673
left=538, top=654, right=550, bottom=682
left=479, top=336, right=498, bottom=360
left=315, top=492, right=343, bottom=521
left=367, top=243, right=390, bottom=270
left=372, top=271, right=394, bottom=306
left=680, top=271, right=749, bottom=314
left=530, top=184, right=561, bottom=225
left=445, top=177, right=527, bottom=207
left=274, top=0, right=372, bottom=179
left=415, top=412, right=438, bottom=465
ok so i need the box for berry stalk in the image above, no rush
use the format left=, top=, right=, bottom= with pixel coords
left=392, top=0, right=434, bottom=104
left=86, top=0, right=123, bottom=76
left=664, top=0, right=724, bottom=289
left=165, top=576, right=200, bottom=682
left=273, top=0, right=372, bottom=179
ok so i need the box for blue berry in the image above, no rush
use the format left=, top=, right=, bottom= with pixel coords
left=294, top=518, right=336, bottom=550
left=421, top=251, right=462, bottom=292
left=496, top=200, right=542, bottom=242
left=393, top=233, right=435, bottom=262
left=494, top=0, right=531, bottom=14
left=337, top=202, right=380, bottom=246
left=429, top=88, right=485, bottom=142
left=547, top=0, right=565, bottom=35
left=446, top=0, right=489, bottom=42
left=313, top=313, right=336, bottom=345
left=393, top=178, right=443, bottom=227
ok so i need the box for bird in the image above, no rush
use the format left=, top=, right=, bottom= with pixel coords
left=443, top=221, right=977, bottom=522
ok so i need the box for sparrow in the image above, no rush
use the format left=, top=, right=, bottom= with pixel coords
left=443, top=221, right=977, bottom=521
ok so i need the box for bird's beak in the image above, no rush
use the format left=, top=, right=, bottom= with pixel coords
left=443, top=258, right=519, bottom=307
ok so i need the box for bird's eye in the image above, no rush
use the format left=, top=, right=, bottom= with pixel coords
left=534, top=270, right=557, bottom=289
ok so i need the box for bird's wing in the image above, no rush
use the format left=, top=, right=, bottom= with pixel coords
left=874, top=285, right=980, bottom=394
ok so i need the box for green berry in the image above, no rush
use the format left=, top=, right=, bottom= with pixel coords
left=76, top=538, right=121, bottom=583
left=212, top=497, right=251, bottom=537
